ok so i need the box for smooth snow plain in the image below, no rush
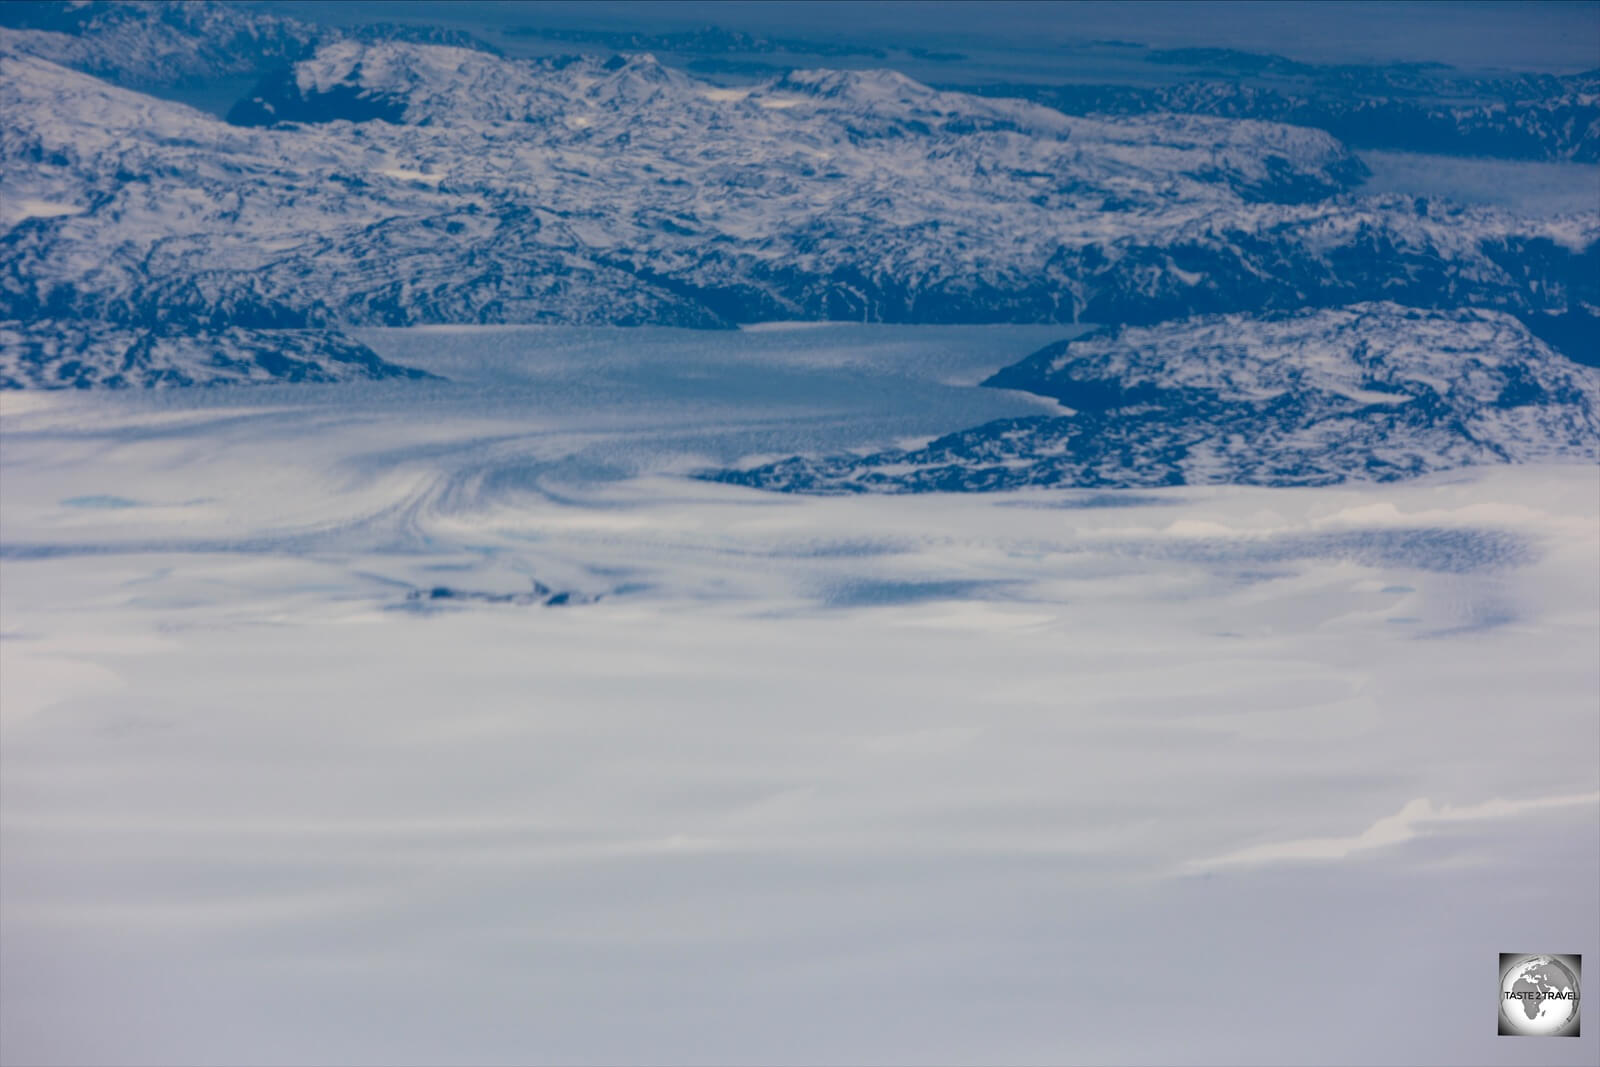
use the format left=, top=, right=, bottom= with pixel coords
left=1, top=325, right=1597, bottom=1066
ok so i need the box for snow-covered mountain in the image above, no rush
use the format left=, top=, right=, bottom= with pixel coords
left=0, top=320, right=432, bottom=388
left=3, top=17, right=1598, bottom=395
left=0, top=1, right=501, bottom=92
left=4, top=38, right=1594, bottom=348
left=968, top=55, right=1600, bottom=163
left=706, top=304, right=1600, bottom=491
left=0, top=1, right=322, bottom=89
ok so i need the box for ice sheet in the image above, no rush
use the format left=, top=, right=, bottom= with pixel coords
left=2, top=326, right=1596, bottom=1066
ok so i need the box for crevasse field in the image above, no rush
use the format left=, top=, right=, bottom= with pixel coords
left=2, top=325, right=1595, bottom=1065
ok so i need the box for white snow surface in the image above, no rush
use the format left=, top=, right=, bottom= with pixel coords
left=2, top=325, right=1596, bottom=1066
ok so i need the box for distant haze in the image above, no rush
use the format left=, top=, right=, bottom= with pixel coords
left=260, top=0, right=1600, bottom=74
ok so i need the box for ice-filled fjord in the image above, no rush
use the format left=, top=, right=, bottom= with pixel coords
left=2, top=3, right=1598, bottom=1066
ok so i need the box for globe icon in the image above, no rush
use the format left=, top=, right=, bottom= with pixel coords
left=1500, top=955, right=1581, bottom=1036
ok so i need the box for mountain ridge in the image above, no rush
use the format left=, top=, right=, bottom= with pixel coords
left=4, top=42, right=1593, bottom=338
left=705, top=303, right=1600, bottom=492
left=0, top=320, right=434, bottom=388
left=1, top=23, right=1596, bottom=389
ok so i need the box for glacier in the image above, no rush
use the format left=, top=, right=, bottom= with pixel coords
left=2, top=325, right=1597, bottom=1065
left=1, top=4, right=1598, bottom=1065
